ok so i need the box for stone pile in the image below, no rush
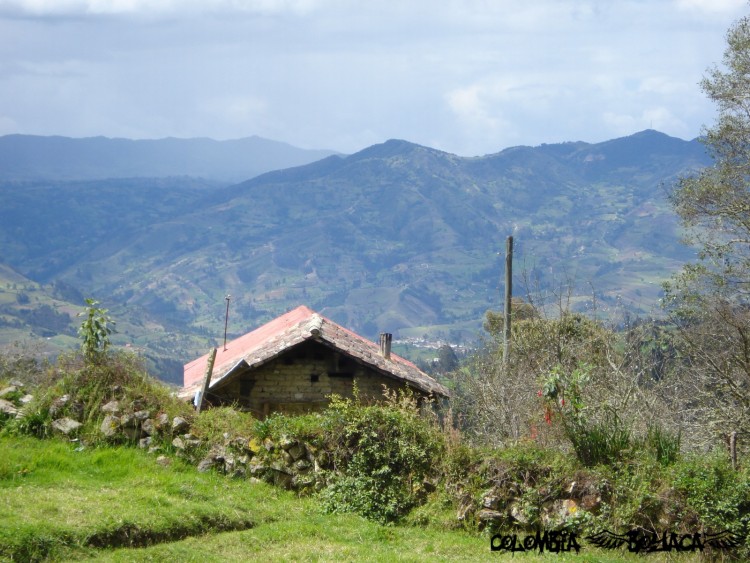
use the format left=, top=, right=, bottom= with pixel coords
left=457, top=477, right=604, bottom=532
left=168, top=430, right=330, bottom=493
left=98, top=399, right=176, bottom=447
left=0, top=380, right=34, bottom=418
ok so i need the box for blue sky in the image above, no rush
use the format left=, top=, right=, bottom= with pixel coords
left=0, top=0, right=747, bottom=156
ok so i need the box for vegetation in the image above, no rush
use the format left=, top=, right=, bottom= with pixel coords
left=5, top=8, right=750, bottom=563
left=663, top=12, right=750, bottom=451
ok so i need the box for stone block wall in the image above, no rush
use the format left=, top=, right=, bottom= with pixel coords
left=209, top=341, right=410, bottom=417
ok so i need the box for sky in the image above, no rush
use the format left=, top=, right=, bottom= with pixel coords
left=0, top=0, right=748, bottom=157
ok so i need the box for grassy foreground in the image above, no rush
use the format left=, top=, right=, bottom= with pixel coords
left=0, top=435, right=655, bottom=562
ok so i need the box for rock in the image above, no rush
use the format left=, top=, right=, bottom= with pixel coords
left=9, top=379, right=24, bottom=388
left=291, top=474, right=316, bottom=489
left=270, top=461, right=292, bottom=474
left=541, top=499, right=579, bottom=526
left=206, top=445, right=226, bottom=463
left=263, top=438, right=274, bottom=451
left=172, top=416, right=190, bottom=433
left=269, top=469, right=293, bottom=489
left=155, top=413, right=169, bottom=428
left=224, top=455, right=236, bottom=474
left=249, top=462, right=267, bottom=477
left=510, top=502, right=529, bottom=524
left=294, top=459, right=311, bottom=471
left=141, top=419, right=155, bottom=436
left=182, top=434, right=202, bottom=449
left=134, top=410, right=151, bottom=422
left=171, top=436, right=186, bottom=450
left=0, top=399, right=19, bottom=417
left=138, top=437, right=152, bottom=449
left=0, top=386, right=18, bottom=399
left=287, top=443, right=306, bottom=461
left=156, top=455, right=172, bottom=467
left=120, top=413, right=138, bottom=429
left=148, top=446, right=161, bottom=455
left=279, top=436, right=296, bottom=450
left=478, top=509, right=505, bottom=525
left=100, top=415, right=120, bottom=438
left=457, top=496, right=475, bottom=521
left=52, top=417, right=82, bottom=436
left=101, top=400, right=121, bottom=415
left=49, top=395, right=69, bottom=417
left=482, top=494, right=501, bottom=510
left=19, top=394, right=34, bottom=405
left=231, top=437, right=249, bottom=451
left=281, top=450, right=294, bottom=465
left=197, top=458, right=217, bottom=472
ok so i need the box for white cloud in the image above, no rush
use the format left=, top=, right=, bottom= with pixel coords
left=674, top=0, right=747, bottom=16
left=0, top=114, right=17, bottom=135
left=0, top=0, right=748, bottom=154
left=0, top=0, right=326, bottom=17
left=603, top=107, right=690, bottom=138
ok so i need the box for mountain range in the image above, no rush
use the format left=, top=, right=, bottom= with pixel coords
left=0, top=134, right=337, bottom=182
left=0, top=131, right=711, bottom=383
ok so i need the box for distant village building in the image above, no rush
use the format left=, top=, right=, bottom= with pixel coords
left=180, top=305, right=449, bottom=417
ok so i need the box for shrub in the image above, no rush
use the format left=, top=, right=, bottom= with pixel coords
left=673, top=454, right=750, bottom=541
left=320, top=393, right=444, bottom=524
left=191, top=406, right=257, bottom=443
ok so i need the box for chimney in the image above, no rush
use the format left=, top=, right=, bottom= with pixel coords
left=379, top=332, right=392, bottom=360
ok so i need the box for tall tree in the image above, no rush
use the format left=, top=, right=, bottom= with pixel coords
left=667, top=13, right=750, bottom=448
left=671, top=15, right=750, bottom=291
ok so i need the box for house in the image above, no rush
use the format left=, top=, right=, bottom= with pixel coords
left=180, top=305, right=449, bottom=417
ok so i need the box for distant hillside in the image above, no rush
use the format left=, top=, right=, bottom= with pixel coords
left=0, top=130, right=711, bottom=381
left=0, top=135, right=338, bottom=182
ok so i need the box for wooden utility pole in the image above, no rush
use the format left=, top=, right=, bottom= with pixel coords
left=196, top=347, right=217, bottom=414
left=223, top=295, right=231, bottom=351
left=503, top=236, right=513, bottom=365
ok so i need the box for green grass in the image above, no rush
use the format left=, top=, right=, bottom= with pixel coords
left=0, top=435, right=671, bottom=562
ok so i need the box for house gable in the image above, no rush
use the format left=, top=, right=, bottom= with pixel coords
left=180, top=305, right=449, bottom=415
left=206, top=340, right=411, bottom=417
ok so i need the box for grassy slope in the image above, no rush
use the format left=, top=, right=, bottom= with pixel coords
left=0, top=436, right=648, bottom=562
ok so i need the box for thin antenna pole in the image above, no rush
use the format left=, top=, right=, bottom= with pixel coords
left=223, top=295, right=231, bottom=351
left=503, top=236, right=513, bottom=365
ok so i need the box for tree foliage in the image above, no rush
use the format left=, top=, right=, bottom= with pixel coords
left=77, top=298, right=115, bottom=364
left=671, top=15, right=750, bottom=282
left=666, top=13, right=750, bottom=448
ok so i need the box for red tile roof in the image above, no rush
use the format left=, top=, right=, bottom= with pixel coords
left=180, top=305, right=449, bottom=399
